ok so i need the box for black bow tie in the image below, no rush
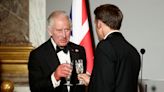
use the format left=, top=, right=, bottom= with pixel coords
left=56, top=46, right=68, bottom=54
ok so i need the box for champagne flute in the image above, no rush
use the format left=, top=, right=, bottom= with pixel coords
left=64, top=61, right=73, bottom=86
left=75, top=59, right=84, bottom=85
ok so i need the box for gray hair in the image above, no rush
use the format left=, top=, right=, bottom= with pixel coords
left=47, top=10, right=72, bottom=27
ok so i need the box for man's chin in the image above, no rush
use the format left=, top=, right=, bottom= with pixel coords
left=59, top=43, right=68, bottom=47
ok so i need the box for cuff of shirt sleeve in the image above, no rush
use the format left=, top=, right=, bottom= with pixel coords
left=51, top=72, right=61, bottom=88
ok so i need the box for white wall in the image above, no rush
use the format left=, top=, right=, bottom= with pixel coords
left=46, top=0, right=164, bottom=81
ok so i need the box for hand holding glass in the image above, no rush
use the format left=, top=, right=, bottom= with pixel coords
left=75, top=59, right=84, bottom=85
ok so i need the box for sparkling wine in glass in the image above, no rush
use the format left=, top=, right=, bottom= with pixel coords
left=75, top=59, right=84, bottom=85
left=64, top=61, right=73, bottom=86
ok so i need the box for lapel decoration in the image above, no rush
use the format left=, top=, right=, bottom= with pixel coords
left=70, top=48, right=80, bottom=61
left=75, top=49, right=79, bottom=53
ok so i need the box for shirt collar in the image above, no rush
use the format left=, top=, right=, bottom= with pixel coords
left=50, top=38, right=57, bottom=50
left=104, top=30, right=120, bottom=39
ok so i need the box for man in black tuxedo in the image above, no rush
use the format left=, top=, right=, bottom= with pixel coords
left=88, top=4, right=141, bottom=92
left=28, top=10, right=86, bottom=92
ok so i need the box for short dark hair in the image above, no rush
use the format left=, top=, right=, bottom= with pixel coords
left=94, top=4, right=123, bottom=30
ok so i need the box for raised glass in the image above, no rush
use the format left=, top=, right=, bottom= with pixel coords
left=75, top=59, right=84, bottom=85
left=64, top=61, right=73, bottom=86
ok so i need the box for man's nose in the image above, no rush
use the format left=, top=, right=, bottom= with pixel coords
left=62, top=29, right=66, bottom=38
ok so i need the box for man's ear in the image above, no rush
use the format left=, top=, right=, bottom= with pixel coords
left=97, top=20, right=102, bottom=29
left=47, top=26, right=52, bottom=36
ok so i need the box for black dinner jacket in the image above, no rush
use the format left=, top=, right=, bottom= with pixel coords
left=88, top=32, right=141, bottom=92
left=28, top=39, right=86, bottom=92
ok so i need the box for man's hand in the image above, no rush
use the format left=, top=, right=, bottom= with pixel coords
left=54, top=63, right=72, bottom=81
left=78, top=73, right=90, bottom=86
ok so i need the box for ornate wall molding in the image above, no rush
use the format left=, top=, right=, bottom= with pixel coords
left=0, top=45, right=33, bottom=85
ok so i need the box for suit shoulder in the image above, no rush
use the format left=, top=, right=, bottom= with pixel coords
left=69, top=42, right=84, bottom=49
left=30, top=40, right=52, bottom=54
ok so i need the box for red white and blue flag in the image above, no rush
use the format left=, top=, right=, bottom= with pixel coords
left=70, top=0, right=94, bottom=74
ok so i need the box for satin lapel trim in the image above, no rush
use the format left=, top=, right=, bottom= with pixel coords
left=46, top=40, right=60, bottom=71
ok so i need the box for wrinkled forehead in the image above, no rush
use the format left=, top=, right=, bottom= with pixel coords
left=50, top=15, right=71, bottom=27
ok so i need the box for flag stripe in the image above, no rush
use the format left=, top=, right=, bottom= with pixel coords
left=80, top=31, right=94, bottom=74
left=71, top=0, right=82, bottom=44
left=82, top=0, right=87, bottom=25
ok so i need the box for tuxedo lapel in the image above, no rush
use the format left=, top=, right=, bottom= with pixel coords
left=45, top=39, right=60, bottom=72
left=68, top=43, right=80, bottom=61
